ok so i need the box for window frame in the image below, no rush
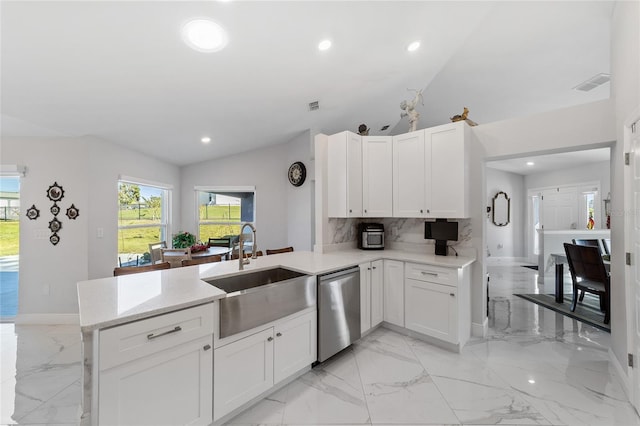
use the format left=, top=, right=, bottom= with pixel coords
left=194, top=186, right=256, bottom=242
left=117, top=176, right=172, bottom=264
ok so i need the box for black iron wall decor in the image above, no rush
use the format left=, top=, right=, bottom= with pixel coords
left=24, top=182, right=80, bottom=245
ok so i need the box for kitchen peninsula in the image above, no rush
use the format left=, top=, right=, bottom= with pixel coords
left=78, top=249, right=475, bottom=425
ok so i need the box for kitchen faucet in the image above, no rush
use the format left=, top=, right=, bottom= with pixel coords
left=238, top=223, right=257, bottom=270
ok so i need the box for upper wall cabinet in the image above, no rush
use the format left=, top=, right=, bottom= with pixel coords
left=328, top=131, right=363, bottom=218
left=425, top=122, right=470, bottom=218
left=393, top=122, right=470, bottom=218
left=362, top=136, right=393, bottom=217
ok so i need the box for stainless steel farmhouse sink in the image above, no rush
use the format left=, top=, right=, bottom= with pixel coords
left=205, top=268, right=316, bottom=338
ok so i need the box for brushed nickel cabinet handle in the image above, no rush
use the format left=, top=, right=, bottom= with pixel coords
left=450, top=293, right=455, bottom=297
left=421, top=271, right=438, bottom=276
left=203, top=344, right=212, bottom=351
left=267, top=336, right=274, bottom=342
left=276, top=332, right=282, bottom=337
left=147, top=326, right=182, bottom=340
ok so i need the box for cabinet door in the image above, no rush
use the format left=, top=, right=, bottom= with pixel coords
left=214, top=328, right=274, bottom=421
left=274, top=311, right=317, bottom=384
left=362, top=136, right=393, bottom=217
left=359, top=262, right=372, bottom=334
left=370, top=260, right=384, bottom=327
left=405, top=278, right=458, bottom=343
left=328, top=131, right=362, bottom=217
left=99, top=335, right=213, bottom=426
left=393, top=131, right=426, bottom=217
left=383, top=260, right=404, bottom=327
left=426, top=122, right=469, bottom=218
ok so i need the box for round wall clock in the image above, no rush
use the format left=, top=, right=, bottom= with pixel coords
left=288, top=161, right=306, bottom=187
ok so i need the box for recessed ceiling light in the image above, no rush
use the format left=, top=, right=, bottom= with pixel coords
left=526, top=161, right=535, bottom=166
left=528, top=379, right=536, bottom=384
left=182, top=19, right=228, bottom=53
left=407, top=41, right=421, bottom=52
left=318, top=39, right=332, bottom=51
left=201, top=136, right=211, bottom=143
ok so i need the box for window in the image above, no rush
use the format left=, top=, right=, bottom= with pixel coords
left=196, top=187, right=255, bottom=242
left=118, top=179, right=170, bottom=266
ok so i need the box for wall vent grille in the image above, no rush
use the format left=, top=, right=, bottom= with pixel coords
left=308, top=101, right=319, bottom=111
left=574, top=73, right=610, bottom=92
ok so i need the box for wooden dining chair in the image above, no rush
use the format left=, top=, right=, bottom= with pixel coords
left=231, top=250, right=263, bottom=260
left=161, top=248, right=191, bottom=268
left=563, top=243, right=610, bottom=324
left=208, top=237, right=232, bottom=248
left=572, top=239, right=605, bottom=255
left=265, top=246, right=294, bottom=255
left=148, top=241, right=167, bottom=264
left=602, top=238, right=612, bottom=256
left=181, top=255, right=223, bottom=267
left=114, top=262, right=171, bottom=276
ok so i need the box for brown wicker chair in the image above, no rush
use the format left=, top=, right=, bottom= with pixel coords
left=114, top=262, right=171, bottom=276
left=181, top=255, right=223, bottom=267
left=265, top=247, right=294, bottom=255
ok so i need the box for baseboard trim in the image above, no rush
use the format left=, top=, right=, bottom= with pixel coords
left=472, top=317, right=488, bottom=338
left=609, top=348, right=632, bottom=400
left=14, top=313, right=79, bottom=325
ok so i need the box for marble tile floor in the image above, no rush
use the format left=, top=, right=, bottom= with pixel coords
left=1, top=263, right=639, bottom=425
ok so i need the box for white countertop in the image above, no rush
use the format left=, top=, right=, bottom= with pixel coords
left=77, top=249, right=475, bottom=332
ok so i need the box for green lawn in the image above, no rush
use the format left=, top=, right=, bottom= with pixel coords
left=0, top=221, right=19, bottom=256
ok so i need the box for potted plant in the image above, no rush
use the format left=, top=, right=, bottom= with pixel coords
left=172, top=231, right=196, bottom=249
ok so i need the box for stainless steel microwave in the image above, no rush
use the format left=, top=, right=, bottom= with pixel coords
left=357, top=223, right=384, bottom=250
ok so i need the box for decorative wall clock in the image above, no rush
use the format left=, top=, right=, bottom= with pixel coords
left=288, top=161, right=306, bottom=187
left=26, top=205, right=40, bottom=220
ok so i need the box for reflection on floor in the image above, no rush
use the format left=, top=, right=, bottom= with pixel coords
left=1, top=262, right=638, bottom=425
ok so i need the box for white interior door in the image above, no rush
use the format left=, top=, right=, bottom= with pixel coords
left=627, top=111, right=640, bottom=412
left=541, top=186, right=577, bottom=230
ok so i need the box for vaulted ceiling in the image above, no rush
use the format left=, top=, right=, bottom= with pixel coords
left=1, top=1, right=613, bottom=166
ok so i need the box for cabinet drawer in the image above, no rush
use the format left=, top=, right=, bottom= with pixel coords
left=100, top=303, right=214, bottom=371
left=405, top=263, right=456, bottom=286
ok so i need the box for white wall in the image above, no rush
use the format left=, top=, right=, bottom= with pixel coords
left=286, top=130, right=314, bottom=251
left=485, top=168, right=525, bottom=258
left=1, top=136, right=180, bottom=319
left=180, top=136, right=314, bottom=254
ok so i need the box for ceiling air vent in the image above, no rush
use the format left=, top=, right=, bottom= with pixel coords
left=380, top=125, right=390, bottom=131
left=574, top=73, right=610, bottom=92
left=308, top=101, right=319, bottom=111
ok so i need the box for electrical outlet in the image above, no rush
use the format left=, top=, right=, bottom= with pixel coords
left=97, top=228, right=104, bottom=238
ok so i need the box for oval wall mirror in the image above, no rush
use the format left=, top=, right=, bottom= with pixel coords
left=492, top=191, right=510, bottom=226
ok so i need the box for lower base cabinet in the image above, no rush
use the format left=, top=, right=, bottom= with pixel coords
left=97, top=304, right=214, bottom=426
left=214, top=310, right=316, bottom=421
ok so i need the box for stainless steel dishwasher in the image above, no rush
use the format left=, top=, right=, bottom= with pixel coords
left=317, top=266, right=361, bottom=362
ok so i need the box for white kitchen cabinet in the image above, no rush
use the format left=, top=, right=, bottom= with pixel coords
left=359, top=260, right=384, bottom=332
left=274, top=311, right=317, bottom=384
left=359, top=262, right=372, bottom=334
left=425, top=122, right=470, bottom=218
left=363, top=136, right=393, bottom=217
left=404, top=263, right=470, bottom=348
left=370, top=259, right=384, bottom=327
left=214, top=310, right=316, bottom=421
left=327, top=131, right=362, bottom=217
left=393, top=122, right=470, bottom=218
left=98, top=304, right=214, bottom=426
left=214, top=328, right=274, bottom=420
left=383, top=260, right=404, bottom=327
left=393, top=130, right=426, bottom=217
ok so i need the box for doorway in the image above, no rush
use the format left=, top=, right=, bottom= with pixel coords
left=0, top=176, right=20, bottom=321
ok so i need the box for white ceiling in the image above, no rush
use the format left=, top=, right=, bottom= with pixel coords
left=486, top=147, right=611, bottom=176
left=0, top=1, right=613, bottom=166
